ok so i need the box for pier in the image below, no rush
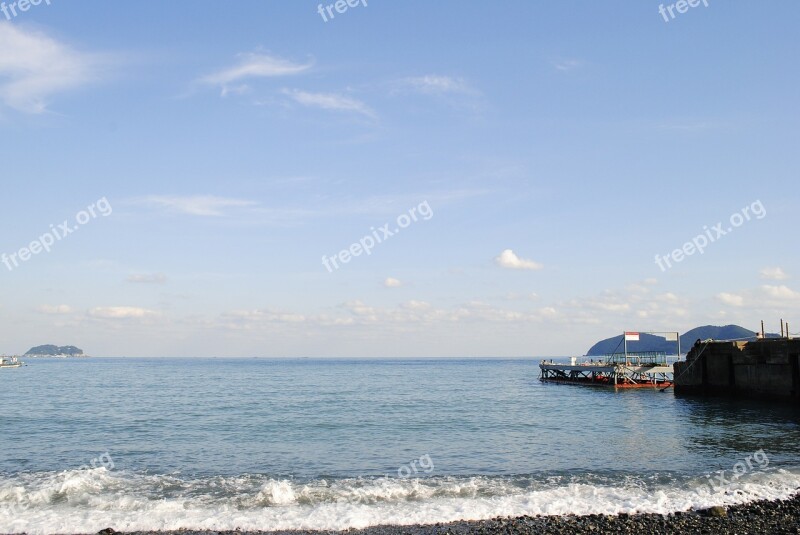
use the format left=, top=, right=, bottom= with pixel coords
left=539, top=356, right=674, bottom=388
left=540, top=331, right=677, bottom=388
left=674, top=337, right=800, bottom=402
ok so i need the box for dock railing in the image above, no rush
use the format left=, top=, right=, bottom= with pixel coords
left=603, top=351, right=669, bottom=366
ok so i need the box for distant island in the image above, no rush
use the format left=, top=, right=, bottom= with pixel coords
left=24, top=345, right=87, bottom=358
left=586, top=325, right=777, bottom=356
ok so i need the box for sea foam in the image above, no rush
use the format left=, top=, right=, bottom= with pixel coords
left=2, top=468, right=800, bottom=534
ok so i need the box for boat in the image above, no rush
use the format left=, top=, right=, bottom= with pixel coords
left=0, top=356, right=23, bottom=369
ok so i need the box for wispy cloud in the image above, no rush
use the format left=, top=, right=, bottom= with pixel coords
left=384, top=277, right=402, bottom=288
left=127, top=273, right=168, bottom=284
left=200, top=52, right=311, bottom=96
left=38, top=304, right=73, bottom=315
left=141, top=195, right=258, bottom=216
left=713, top=284, right=800, bottom=311
left=717, top=292, right=745, bottom=307
left=396, top=75, right=474, bottom=95
left=760, top=267, right=789, bottom=281
left=282, top=88, right=376, bottom=118
left=761, top=284, right=800, bottom=301
left=560, top=279, right=688, bottom=324
left=0, top=23, right=105, bottom=113
left=552, top=59, right=583, bottom=72
left=89, top=306, right=160, bottom=319
left=495, top=249, right=543, bottom=271
left=205, top=299, right=572, bottom=336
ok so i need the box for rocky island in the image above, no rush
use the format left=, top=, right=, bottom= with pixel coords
left=24, top=345, right=87, bottom=358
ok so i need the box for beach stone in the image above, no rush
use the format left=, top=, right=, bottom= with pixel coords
left=707, top=505, right=727, bottom=517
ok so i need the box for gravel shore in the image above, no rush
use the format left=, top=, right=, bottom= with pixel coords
left=86, top=493, right=800, bottom=535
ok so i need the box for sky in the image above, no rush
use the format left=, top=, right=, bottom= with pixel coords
left=0, top=1, right=798, bottom=357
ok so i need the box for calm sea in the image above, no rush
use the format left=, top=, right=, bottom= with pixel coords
left=2, top=358, right=800, bottom=534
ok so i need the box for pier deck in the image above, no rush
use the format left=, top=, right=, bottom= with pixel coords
left=539, top=360, right=674, bottom=388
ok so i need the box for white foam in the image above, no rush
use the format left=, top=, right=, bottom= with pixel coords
left=2, top=469, right=799, bottom=535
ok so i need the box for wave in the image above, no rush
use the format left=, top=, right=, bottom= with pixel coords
left=2, top=468, right=800, bottom=534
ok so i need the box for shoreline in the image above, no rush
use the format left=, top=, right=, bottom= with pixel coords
left=57, top=493, right=800, bottom=535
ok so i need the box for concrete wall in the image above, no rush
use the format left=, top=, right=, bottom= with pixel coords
left=674, top=339, right=800, bottom=402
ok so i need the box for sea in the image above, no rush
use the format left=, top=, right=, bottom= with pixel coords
left=2, top=357, right=800, bottom=534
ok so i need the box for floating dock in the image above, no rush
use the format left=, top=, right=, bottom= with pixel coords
left=540, top=331, right=677, bottom=388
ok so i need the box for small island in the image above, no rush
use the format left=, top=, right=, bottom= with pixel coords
left=24, top=345, right=87, bottom=358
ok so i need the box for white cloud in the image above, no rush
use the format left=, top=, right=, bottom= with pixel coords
left=383, top=277, right=402, bottom=288
left=142, top=195, right=257, bottom=216
left=504, top=292, right=539, bottom=301
left=561, top=283, right=689, bottom=326
left=590, top=302, right=630, bottom=312
left=397, top=75, right=474, bottom=95
left=401, top=300, right=431, bottom=311
left=220, top=84, right=251, bottom=98
left=552, top=59, right=583, bottom=72
left=495, top=249, right=543, bottom=271
left=656, top=292, right=680, bottom=304
left=717, top=292, right=744, bottom=307
left=282, top=89, right=376, bottom=118
left=200, top=52, right=311, bottom=96
left=211, top=299, right=568, bottom=334
left=89, top=306, right=159, bottom=319
left=334, top=299, right=560, bottom=325
left=0, top=23, right=104, bottom=113
left=38, top=304, right=73, bottom=315
left=225, top=309, right=307, bottom=323
left=760, top=267, right=789, bottom=281
left=127, top=273, right=167, bottom=284
left=761, top=285, right=800, bottom=300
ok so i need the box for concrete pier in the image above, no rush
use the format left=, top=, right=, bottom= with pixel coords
left=674, top=338, right=800, bottom=401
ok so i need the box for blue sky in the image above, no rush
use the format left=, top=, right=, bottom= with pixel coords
left=1, top=1, right=798, bottom=357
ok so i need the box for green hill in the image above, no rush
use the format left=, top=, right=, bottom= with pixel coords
left=586, top=325, right=771, bottom=356
left=24, top=345, right=84, bottom=357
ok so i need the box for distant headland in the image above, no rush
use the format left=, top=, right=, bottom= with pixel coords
left=586, top=325, right=777, bottom=356
left=24, top=345, right=87, bottom=358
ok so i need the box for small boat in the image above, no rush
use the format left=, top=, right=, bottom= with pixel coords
left=0, top=356, right=23, bottom=369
